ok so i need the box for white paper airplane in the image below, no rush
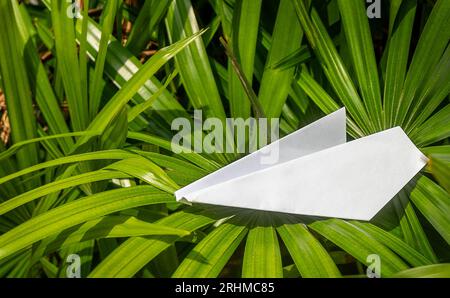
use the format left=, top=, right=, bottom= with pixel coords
left=174, top=108, right=428, bottom=220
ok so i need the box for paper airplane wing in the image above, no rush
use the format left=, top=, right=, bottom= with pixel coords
left=175, top=108, right=347, bottom=201
left=178, top=126, right=427, bottom=220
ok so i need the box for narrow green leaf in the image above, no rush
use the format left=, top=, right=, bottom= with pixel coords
left=78, top=0, right=90, bottom=120
left=32, top=215, right=190, bottom=264
left=221, top=37, right=265, bottom=119
left=74, top=29, right=207, bottom=149
left=0, top=186, right=173, bottom=261
left=166, top=0, right=226, bottom=120
left=310, top=219, right=409, bottom=276
left=296, top=67, right=364, bottom=138
left=393, top=190, right=437, bottom=262
left=12, top=3, right=73, bottom=153
left=405, top=44, right=450, bottom=132
left=76, top=16, right=190, bottom=128
left=89, top=0, right=118, bottom=119
left=0, top=0, right=38, bottom=169
left=0, top=150, right=135, bottom=186
left=293, top=0, right=373, bottom=134
left=173, top=221, right=248, bottom=277
left=242, top=215, right=283, bottom=278
left=258, top=0, right=304, bottom=119
left=338, top=0, right=383, bottom=130
left=428, top=153, right=450, bottom=193
left=409, top=175, right=450, bottom=244
left=410, top=104, right=450, bottom=147
left=126, top=0, right=171, bottom=55
left=51, top=0, right=88, bottom=130
left=394, top=0, right=450, bottom=126
left=127, top=131, right=221, bottom=172
left=0, top=169, right=129, bottom=216
left=392, top=264, right=450, bottom=278
left=351, top=222, right=434, bottom=267
left=227, top=0, right=262, bottom=118
left=383, top=0, right=417, bottom=128
left=127, top=71, right=178, bottom=123
left=277, top=216, right=341, bottom=278
left=0, top=131, right=98, bottom=162
left=106, top=157, right=179, bottom=193
left=89, top=207, right=229, bottom=277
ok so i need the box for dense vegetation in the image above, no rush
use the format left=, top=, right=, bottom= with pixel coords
left=0, top=0, right=449, bottom=277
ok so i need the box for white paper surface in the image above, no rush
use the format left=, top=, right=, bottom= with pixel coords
left=175, top=108, right=428, bottom=220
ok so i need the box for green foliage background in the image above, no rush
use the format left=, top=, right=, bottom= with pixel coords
left=0, top=0, right=449, bottom=277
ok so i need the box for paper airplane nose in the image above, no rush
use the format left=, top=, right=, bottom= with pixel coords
left=175, top=109, right=428, bottom=221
